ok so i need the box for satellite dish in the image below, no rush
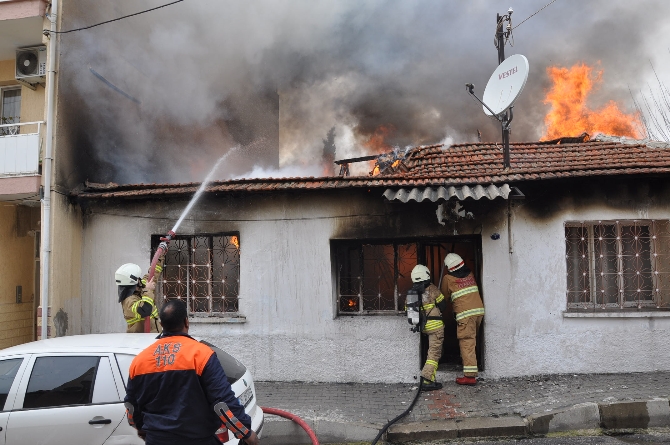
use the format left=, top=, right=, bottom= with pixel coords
left=482, top=54, right=529, bottom=116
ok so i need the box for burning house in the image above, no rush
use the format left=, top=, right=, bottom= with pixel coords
left=72, top=134, right=670, bottom=383
left=6, top=0, right=670, bottom=386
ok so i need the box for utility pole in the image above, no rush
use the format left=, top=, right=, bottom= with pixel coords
left=496, top=10, right=513, bottom=168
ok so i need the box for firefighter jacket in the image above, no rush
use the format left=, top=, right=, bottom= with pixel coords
left=122, top=257, right=164, bottom=333
left=124, top=332, right=252, bottom=445
left=421, top=284, right=446, bottom=333
left=441, top=272, right=485, bottom=321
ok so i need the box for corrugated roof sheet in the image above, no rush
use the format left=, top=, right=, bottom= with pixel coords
left=75, top=135, right=670, bottom=200
left=383, top=184, right=510, bottom=202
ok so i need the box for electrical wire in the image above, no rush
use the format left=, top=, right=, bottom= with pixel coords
left=47, top=0, right=184, bottom=35
left=512, top=0, right=561, bottom=30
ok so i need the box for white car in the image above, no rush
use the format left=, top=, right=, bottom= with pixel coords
left=0, top=333, right=264, bottom=445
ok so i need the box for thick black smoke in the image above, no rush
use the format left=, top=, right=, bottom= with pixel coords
left=55, top=0, right=670, bottom=186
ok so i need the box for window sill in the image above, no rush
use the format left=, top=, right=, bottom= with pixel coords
left=188, top=315, right=247, bottom=324
left=563, top=310, right=670, bottom=318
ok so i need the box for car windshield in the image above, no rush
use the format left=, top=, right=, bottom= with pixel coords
left=200, top=340, right=247, bottom=384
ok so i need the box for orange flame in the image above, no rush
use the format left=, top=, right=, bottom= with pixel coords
left=371, top=165, right=381, bottom=176
left=347, top=299, right=357, bottom=307
left=364, top=125, right=395, bottom=154
left=230, top=236, right=240, bottom=249
left=541, top=64, right=642, bottom=140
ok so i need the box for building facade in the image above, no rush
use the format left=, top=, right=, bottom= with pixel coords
left=0, top=0, right=49, bottom=347
left=73, top=137, right=670, bottom=383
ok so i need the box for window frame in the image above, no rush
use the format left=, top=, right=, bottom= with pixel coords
left=0, top=86, right=21, bottom=135
left=21, top=355, right=100, bottom=410
left=331, top=236, right=482, bottom=316
left=0, top=357, right=25, bottom=412
left=334, top=241, right=416, bottom=315
left=153, top=232, right=241, bottom=315
left=565, top=220, right=666, bottom=310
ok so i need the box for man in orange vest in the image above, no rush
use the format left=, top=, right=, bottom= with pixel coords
left=124, top=299, right=260, bottom=444
left=441, top=253, right=485, bottom=386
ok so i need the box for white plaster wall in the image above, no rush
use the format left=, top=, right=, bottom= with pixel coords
left=481, top=196, right=670, bottom=378
left=79, top=181, right=670, bottom=383
left=80, top=195, right=420, bottom=383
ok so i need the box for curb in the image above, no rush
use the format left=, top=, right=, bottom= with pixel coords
left=387, top=417, right=526, bottom=442
left=261, top=418, right=381, bottom=445
left=387, top=399, right=670, bottom=443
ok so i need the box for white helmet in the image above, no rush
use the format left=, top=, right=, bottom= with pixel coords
left=115, top=263, right=142, bottom=286
left=444, top=253, right=464, bottom=272
left=411, top=265, right=431, bottom=283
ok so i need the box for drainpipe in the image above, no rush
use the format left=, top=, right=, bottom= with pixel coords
left=40, top=0, right=58, bottom=340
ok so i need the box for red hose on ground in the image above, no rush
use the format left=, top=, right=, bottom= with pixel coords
left=260, top=406, right=319, bottom=445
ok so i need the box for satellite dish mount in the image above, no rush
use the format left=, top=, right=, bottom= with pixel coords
left=465, top=10, right=528, bottom=169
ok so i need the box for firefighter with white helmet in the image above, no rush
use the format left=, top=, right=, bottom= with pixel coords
left=116, top=245, right=167, bottom=333
left=410, top=264, right=447, bottom=391
left=441, top=253, right=485, bottom=386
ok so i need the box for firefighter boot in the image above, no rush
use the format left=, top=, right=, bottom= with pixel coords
left=421, top=379, right=443, bottom=392
left=455, top=376, right=477, bottom=386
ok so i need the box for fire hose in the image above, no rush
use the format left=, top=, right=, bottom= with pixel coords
left=142, top=230, right=176, bottom=332
left=370, top=379, right=423, bottom=445
left=260, top=407, right=319, bottom=445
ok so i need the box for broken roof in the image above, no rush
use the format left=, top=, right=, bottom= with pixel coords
left=76, top=134, right=670, bottom=200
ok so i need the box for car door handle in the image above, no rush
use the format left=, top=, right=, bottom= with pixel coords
left=89, top=418, right=112, bottom=425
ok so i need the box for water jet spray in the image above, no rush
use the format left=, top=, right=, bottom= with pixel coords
left=142, top=148, right=238, bottom=332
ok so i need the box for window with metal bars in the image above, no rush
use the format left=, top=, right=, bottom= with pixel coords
left=335, top=242, right=417, bottom=314
left=152, top=234, right=240, bottom=314
left=565, top=220, right=670, bottom=310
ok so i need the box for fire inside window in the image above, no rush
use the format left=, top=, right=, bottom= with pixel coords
left=565, top=220, right=670, bottom=309
left=152, top=234, right=240, bottom=313
left=335, top=242, right=417, bottom=314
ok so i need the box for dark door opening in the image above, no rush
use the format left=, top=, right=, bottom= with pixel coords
left=419, top=237, right=483, bottom=372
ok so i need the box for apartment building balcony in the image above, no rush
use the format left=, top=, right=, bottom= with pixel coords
left=0, top=0, right=46, bottom=56
left=0, top=121, right=42, bottom=201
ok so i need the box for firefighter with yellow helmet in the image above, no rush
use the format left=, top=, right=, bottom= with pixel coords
left=441, top=253, right=485, bottom=386
left=115, top=243, right=168, bottom=333
left=410, top=264, right=447, bottom=391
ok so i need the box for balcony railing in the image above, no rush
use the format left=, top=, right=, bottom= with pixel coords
left=0, top=121, right=43, bottom=176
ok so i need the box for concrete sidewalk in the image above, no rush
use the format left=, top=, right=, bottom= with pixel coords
left=254, top=371, right=670, bottom=444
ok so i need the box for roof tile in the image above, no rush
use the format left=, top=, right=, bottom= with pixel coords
left=76, top=136, right=670, bottom=199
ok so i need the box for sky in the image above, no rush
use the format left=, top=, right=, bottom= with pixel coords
left=57, top=0, right=670, bottom=183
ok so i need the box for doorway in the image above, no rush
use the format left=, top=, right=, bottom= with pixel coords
left=419, top=236, right=483, bottom=372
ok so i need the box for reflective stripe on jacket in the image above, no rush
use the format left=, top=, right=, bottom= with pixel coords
left=421, top=284, right=445, bottom=333
left=124, top=333, right=252, bottom=443
left=122, top=293, right=161, bottom=333
left=441, top=273, right=484, bottom=321
left=121, top=255, right=165, bottom=333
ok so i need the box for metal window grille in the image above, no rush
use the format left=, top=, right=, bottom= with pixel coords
left=336, top=242, right=417, bottom=314
left=565, top=220, right=670, bottom=309
left=157, top=234, right=240, bottom=313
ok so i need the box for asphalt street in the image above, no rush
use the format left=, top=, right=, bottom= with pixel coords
left=398, top=430, right=670, bottom=445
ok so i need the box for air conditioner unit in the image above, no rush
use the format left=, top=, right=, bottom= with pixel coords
left=15, top=46, right=47, bottom=85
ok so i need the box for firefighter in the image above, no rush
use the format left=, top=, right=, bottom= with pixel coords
left=115, top=243, right=168, bottom=333
left=411, top=264, right=447, bottom=392
left=440, top=253, right=485, bottom=386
